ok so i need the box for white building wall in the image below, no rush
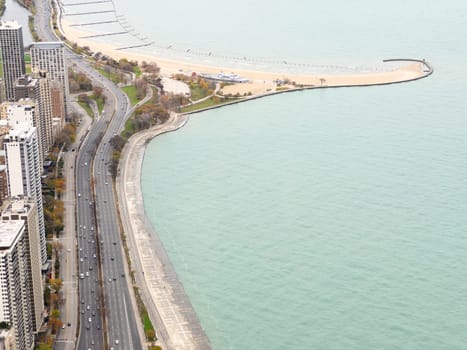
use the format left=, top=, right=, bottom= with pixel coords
left=3, top=127, right=46, bottom=264
left=30, top=42, right=69, bottom=118
left=3, top=143, right=23, bottom=198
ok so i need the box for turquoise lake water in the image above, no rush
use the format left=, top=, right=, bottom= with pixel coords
left=66, top=0, right=467, bottom=348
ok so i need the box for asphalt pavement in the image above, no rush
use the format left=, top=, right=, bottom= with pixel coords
left=33, top=1, right=145, bottom=349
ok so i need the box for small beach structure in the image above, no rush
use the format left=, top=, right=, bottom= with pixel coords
left=199, top=72, right=249, bottom=83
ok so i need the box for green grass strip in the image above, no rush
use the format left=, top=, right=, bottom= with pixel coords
left=122, top=85, right=139, bottom=106
left=181, top=97, right=239, bottom=113
left=77, top=101, right=93, bottom=118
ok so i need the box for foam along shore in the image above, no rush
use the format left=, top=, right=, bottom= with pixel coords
left=61, top=19, right=430, bottom=89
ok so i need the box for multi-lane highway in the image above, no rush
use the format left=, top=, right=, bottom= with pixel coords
left=34, top=1, right=145, bottom=349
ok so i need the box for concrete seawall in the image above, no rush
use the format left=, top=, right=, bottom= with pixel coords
left=117, top=58, right=433, bottom=350
left=117, top=113, right=213, bottom=350
left=184, top=59, right=434, bottom=116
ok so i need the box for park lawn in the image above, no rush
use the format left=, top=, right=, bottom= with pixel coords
left=133, top=65, right=142, bottom=78
left=91, top=95, right=105, bottom=114
left=142, top=311, right=153, bottom=332
left=181, top=97, right=236, bottom=113
left=189, top=84, right=209, bottom=101
left=77, top=101, right=93, bottom=118
left=122, top=86, right=139, bottom=105
left=121, top=119, right=135, bottom=140
left=95, top=67, right=119, bottom=84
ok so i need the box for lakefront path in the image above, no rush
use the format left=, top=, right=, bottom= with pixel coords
left=116, top=58, right=433, bottom=350
left=117, top=113, right=213, bottom=350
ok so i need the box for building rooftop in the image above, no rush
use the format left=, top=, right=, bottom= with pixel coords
left=0, top=21, right=21, bottom=30
left=10, top=199, right=29, bottom=213
left=6, top=125, right=35, bottom=140
left=0, top=220, right=24, bottom=248
left=31, top=42, right=63, bottom=49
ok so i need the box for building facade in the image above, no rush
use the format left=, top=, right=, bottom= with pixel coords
left=14, top=71, right=55, bottom=163
left=0, top=220, right=35, bottom=350
left=0, top=21, right=25, bottom=102
left=3, top=127, right=46, bottom=265
left=30, top=42, right=69, bottom=118
left=1, top=199, right=44, bottom=333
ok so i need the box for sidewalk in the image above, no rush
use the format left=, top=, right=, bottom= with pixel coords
left=116, top=113, right=212, bottom=350
left=55, top=103, right=93, bottom=349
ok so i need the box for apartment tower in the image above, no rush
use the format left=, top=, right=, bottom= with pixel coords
left=0, top=220, right=35, bottom=350
left=3, top=126, right=46, bottom=265
left=2, top=198, right=44, bottom=334
left=0, top=21, right=25, bottom=102
left=30, top=42, right=69, bottom=118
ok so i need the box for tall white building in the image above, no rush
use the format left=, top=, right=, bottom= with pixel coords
left=5, top=97, right=52, bottom=165
left=0, top=220, right=35, bottom=350
left=4, top=102, right=35, bottom=128
left=30, top=42, right=69, bottom=118
left=15, top=70, right=55, bottom=152
left=2, top=198, right=44, bottom=334
left=0, top=21, right=25, bottom=102
left=3, top=126, right=46, bottom=264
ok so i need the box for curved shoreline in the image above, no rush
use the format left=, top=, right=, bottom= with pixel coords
left=116, top=58, right=432, bottom=350
left=56, top=2, right=437, bottom=350
left=59, top=14, right=430, bottom=86
left=116, top=113, right=215, bottom=350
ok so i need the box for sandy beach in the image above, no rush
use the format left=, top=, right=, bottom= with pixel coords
left=61, top=19, right=430, bottom=94
left=60, top=12, right=433, bottom=350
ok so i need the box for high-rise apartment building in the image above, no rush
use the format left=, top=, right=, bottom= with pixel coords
left=2, top=198, right=44, bottom=333
left=30, top=42, right=69, bottom=118
left=14, top=71, right=55, bottom=162
left=0, top=166, right=7, bottom=206
left=50, top=80, right=65, bottom=121
left=3, top=126, right=46, bottom=265
left=0, top=21, right=25, bottom=102
left=0, top=220, right=35, bottom=350
left=3, top=101, right=45, bottom=165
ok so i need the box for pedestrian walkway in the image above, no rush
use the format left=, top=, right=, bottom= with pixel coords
left=116, top=113, right=212, bottom=350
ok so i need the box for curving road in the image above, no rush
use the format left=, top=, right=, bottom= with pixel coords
left=34, top=1, right=144, bottom=349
